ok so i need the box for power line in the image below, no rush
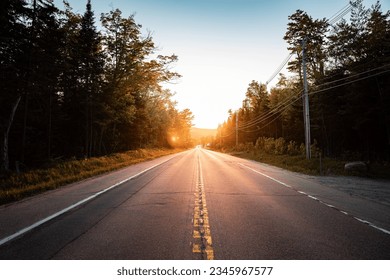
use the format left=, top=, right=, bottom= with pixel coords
left=263, top=3, right=353, bottom=87
left=309, top=69, right=390, bottom=96
left=238, top=93, right=301, bottom=130
left=218, top=3, right=357, bottom=140
left=241, top=3, right=355, bottom=128
left=265, top=53, right=294, bottom=85
left=220, top=68, right=390, bottom=140
left=239, top=90, right=300, bottom=128
left=219, top=129, right=236, bottom=138
left=316, top=63, right=390, bottom=88
left=327, top=3, right=353, bottom=25
left=238, top=67, right=390, bottom=133
left=239, top=101, right=295, bottom=134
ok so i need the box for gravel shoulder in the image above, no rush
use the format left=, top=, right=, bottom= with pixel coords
left=221, top=152, right=390, bottom=233
left=305, top=175, right=390, bottom=207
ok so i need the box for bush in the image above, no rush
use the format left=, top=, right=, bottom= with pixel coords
left=255, top=137, right=265, bottom=150
left=287, top=140, right=300, bottom=155
left=255, top=137, right=294, bottom=155
left=274, top=138, right=287, bottom=155
left=263, top=138, right=276, bottom=154
left=253, top=136, right=316, bottom=157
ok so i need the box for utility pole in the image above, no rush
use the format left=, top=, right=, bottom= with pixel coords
left=302, top=39, right=311, bottom=159
left=235, top=112, right=238, bottom=147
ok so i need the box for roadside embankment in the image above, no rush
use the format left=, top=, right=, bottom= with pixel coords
left=0, top=148, right=184, bottom=205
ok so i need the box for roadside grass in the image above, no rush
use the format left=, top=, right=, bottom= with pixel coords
left=230, top=150, right=345, bottom=175
left=0, top=148, right=183, bottom=205
left=226, top=150, right=390, bottom=179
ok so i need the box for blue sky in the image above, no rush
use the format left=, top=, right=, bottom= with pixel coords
left=54, top=0, right=390, bottom=128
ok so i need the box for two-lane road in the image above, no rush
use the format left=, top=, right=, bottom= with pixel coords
left=0, top=148, right=389, bottom=259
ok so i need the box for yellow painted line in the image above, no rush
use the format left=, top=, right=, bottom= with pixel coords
left=193, top=230, right=201, bottom=238
left=192, top=244, right=201, bottom=253
left=191, top=153, right=215, bottom=259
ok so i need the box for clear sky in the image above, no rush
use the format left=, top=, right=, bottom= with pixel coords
left=54, top=0, right=389, bottom=129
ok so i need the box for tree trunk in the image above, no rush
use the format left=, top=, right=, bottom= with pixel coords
left=1, top=96, right=22, bottom=173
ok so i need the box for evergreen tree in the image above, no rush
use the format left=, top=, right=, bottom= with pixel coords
left=284, top=10, right=328, bottom=82
left=1, top=0, right=63, bottom=171
left=78, top=0, right=104, bottom=157
left=60, top=0, right=104, bottom=157
left=0, top=0, right=29, bottom=172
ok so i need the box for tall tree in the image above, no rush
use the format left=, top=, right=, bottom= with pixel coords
left=0, top=0, right=29, bottom=172
left=240, top=81, right=270, bottom=142
left=100, top=9, right=180, bottom=150
left=1, top=0, right=63, bottom=171
left=78, top=0, right=104, bottom=157
left=60, top=0, right=104, bottom=158
left=284, top=10, right=328, bottom=83
left=100, top=9, right=150, bottom=150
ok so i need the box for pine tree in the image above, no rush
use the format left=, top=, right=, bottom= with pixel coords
left=284, top=10, right=328, bottom=83
left=0, top=0, right=29, bottom=172
left=77, top=0, right=104, bottom=157
left=1, top=0, right=63, bottom=171
left=60, top=0, right=104, bottom=157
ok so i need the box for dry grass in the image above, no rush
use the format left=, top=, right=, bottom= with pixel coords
left=0, top=148, right=183, bottom=205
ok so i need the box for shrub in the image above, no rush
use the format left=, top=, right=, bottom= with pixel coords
left=300, top=143, right=306, bottom=156
left=287, top=140, right=300, bottom=155
left=274, top=138, right=287, bottom=155
left=263, top=138, right=275, bottom=154
left=255, top=137, right=265, bottom=150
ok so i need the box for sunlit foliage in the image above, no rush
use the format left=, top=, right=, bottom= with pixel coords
left=0, top=0, right=192, bottom=173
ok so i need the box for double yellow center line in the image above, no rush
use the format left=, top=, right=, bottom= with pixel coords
left=192, top=153, right=214, bottom=260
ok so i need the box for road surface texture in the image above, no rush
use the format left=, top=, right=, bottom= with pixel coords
left=0, top=148, right=389, bottom=259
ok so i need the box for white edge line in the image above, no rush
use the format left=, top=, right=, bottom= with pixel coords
left=368, top=223, right=390, bottom=235
left=323, top=203, right=336, bottom=208
left=354, top=217, right=370, bottom=225
left=238, top=163, right=390, bottom=236
left=0, top=156, right=175, bottom=247
left=238, top=163, right=294, bottom=189
left=353, top=217, right=390, bottom=234
left=307, top=195, right=319, bottom=201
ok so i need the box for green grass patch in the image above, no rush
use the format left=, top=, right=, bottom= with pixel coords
left=0, top=148, right=183, bottom=205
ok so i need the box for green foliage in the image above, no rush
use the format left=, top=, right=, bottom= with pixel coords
left=255, top=137, right=308, bottom=156
left=215, top=1, right=390, bottom=164
left=284, top=9, right=328, bottom=80
left=0, top=1, right=193, bottom=174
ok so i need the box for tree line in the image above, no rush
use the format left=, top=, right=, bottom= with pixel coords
left=1, top=0, right=193, bottom=173
left=215, top=0, right=390, bottom=161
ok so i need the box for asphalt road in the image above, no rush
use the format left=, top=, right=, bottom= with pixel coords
left=0, top=148, right=389, bottom=259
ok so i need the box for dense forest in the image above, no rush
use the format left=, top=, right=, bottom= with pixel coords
left=1, top=0, right=194, bottom=173
left=215, top=0, right=390, bottom=162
